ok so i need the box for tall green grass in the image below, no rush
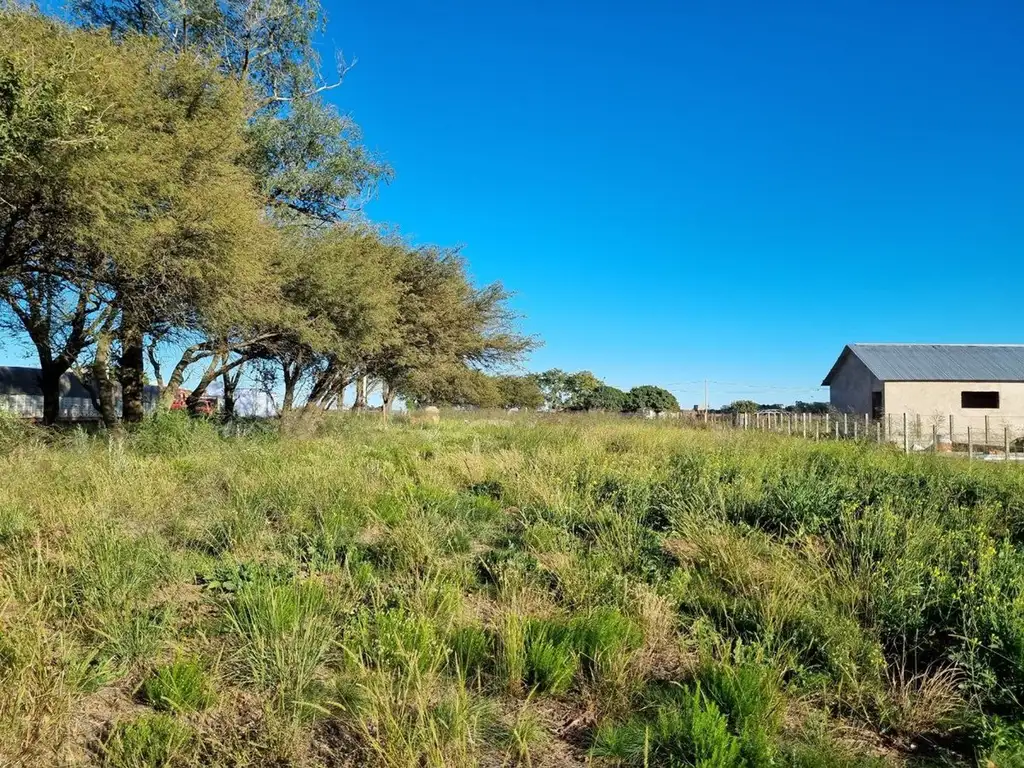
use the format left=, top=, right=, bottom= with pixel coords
left=2, top=412, right=1024, bottom=765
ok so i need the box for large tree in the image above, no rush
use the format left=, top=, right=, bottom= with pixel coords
left=536, top=369, right=601, bottom=410
left=72, top=0, right=391, bottom=418
left=579, top=384, right=627, bottom=412
left=270, top=225, right=402, bottom=412
left=367, top=246, right=534, bottom=414
left=495, top=375, right=544, bottom=409
left=623, top=385, right=680, bottom=414
left=0, top=12, right=273, bottom=424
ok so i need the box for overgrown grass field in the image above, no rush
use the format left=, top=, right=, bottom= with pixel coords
left=4, top=414, right=1024, bottom=766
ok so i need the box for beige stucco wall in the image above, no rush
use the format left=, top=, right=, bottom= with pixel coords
left=883, top=381, right=1024, bottom=441
left=828, top=354, right=882, bottom=414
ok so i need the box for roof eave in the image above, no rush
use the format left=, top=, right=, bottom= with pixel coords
left=821, top=345, right=855, bottom=386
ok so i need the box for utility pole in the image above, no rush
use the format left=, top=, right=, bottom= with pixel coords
left=703, top=379, right=708, bottom=422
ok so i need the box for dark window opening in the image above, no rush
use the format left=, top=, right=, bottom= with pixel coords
left=871, top=391, right=883, bottom=419
left=961, top=391, right=1000, bottom=409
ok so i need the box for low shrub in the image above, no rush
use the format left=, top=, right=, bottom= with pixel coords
left=591, top=686, right=743, bottom=767
left=102, top=713, right=194, bottom=767
left=140, top=659, right=214, bottom=713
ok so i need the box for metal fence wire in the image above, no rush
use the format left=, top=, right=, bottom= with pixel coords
left=692, top=411, right=1024, bottom=460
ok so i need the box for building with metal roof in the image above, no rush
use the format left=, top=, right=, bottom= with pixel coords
left=823, top=344, right=1024, bottom=438
left=0, top=366, right=160, bottom=421
left=0, top=366, right=94, bottom=399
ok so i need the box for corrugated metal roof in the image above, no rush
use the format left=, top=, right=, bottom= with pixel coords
left=0, top=367, right=93, bottom=398
left=822, top=344, right=1024, bottom=384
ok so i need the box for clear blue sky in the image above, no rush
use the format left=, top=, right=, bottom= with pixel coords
left=321, top=0, right=1024, bottom=406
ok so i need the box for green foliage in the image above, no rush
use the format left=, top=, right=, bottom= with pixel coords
left=102, top=713, right=194, bottom=768
left=523, top=620, right=579, bottom=695
left=578, top=384, right=628, bottom=412
left=7, top=416, right=1024, bottom=765
left=699, top=647, right=784, bottom=765
left=73, top=0, right=390, bottom=224
left=449, top=625, right=494, bottom=680
left=224, top=577, right=338, bottom=717
left=494, top=375, right=545, bottom=409
left=140, top=659, right=214, bottom=713
left=623, top=385, right=680, bottom=413
left=724, top=399, right=760, bottom=414
left=536, top=369, right=601, bottom=410
left=370, top=247, right=534, bottom=410
left=591, top=686, right=744, bottom=767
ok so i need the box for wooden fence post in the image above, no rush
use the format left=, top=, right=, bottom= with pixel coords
left=1005, top=426, right=1010, bottom=459
left=933, top=424, right=938, bottom=453
left=903, top=413, right=908, bottom=454
left=968, top=426, right=973, bottom=461
left=886, top=413, right=892, bottom=442
left=949, top=414, right=955, bottom=446
left=985, top=415, right=990, bottom=447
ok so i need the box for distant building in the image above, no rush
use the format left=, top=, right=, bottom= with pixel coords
left=205, top=382, right=277, bottom=418
left=822, top=344, right=1024, bottom=430
left=0, top=366, right=159, bottom=421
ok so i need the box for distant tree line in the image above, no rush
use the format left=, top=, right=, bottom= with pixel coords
left=416, top=368, right=681, bottom=414
left=0, top=7, right=533, bottom=426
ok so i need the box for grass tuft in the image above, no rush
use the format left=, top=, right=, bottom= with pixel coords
left=102, top=713, right=195, bottom=768
left=140, top=658, right=214, bottom=713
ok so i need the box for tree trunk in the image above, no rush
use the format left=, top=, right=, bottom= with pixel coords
left=186, top=352, right=224, bottom=415
left=159, top=345, right=204, bottom=409
left=222, top=366, right=242, bottom=420
left=304, top=364, right=350, bottom=412
left=382, top=381, right=396, bottom=423
left=147, top=339, right=164, bottom=390
left=222, top=379, right=236, bottom=419
left=353, top=375, right=367, bottom=411
left=281, top=360, right=299, bottom=412
left=92, top=330, right=119, bottom=430
left=39, top=364, right=63, bottom=426
left=185, top=353, right=249, bottom=415
left=118, top=311, right=146, bottom=423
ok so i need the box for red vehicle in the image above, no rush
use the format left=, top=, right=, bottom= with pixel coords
left=170, top=388, right=219, bottom=416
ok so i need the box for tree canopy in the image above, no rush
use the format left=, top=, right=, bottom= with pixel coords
left=0, top=12, right=277, bottom=423
left=579, top=384, right=627, bottom=412
left=0, top=7, right=532, bottom=424
left=623, top=385, right=680, bottom=414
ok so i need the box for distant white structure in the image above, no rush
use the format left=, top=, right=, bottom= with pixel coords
left=206, top=382, right=277, bottom=418
left=0, top=366, right=158, bottom=421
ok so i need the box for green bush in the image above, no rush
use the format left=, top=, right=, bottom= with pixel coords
left=140, top=659, right=214, bottom=713
left=568, top=609, right=643, bottom=680
left=699, top=646, right=784, bottom=765
left=102, top=713, right=194, bottom=767
left=591, top=686, right=743, bottom=767
left=523, top=620, right=578, bottom=695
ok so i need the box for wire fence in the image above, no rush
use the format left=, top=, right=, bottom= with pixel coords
left=690, top=411, right=1024, bottom=460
